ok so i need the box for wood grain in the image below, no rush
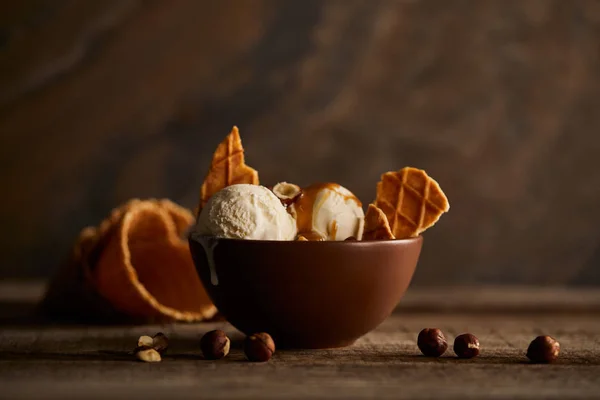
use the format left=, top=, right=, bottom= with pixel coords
left=2, top=283, right=600, bottom=399
left=1, top=1, right=600, bottom=285
left=4, top=282, right=600, bottom=321
left=2, top=313, right=600, bottom=399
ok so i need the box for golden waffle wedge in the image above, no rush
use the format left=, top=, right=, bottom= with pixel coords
left=198, top=126, right=259, bottom=213
left=375, top=167, right=449, bottom=239
left=362, top=204, right=395, bottom=240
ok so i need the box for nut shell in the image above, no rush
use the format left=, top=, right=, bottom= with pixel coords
left=152, top=332, right=169, bottom=353
left=272, top=182, right=302, bottom=206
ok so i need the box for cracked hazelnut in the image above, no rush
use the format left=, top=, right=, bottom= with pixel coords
left=453, top=333, right=480, bottom=359
left=272, top=182, right=302, bottom=206
left=417, top=328, right=448, bottom=357
left=137, top=332, right=169, bottom=354
left=244, top=332, right=275, bottom=362
left=138, top=335, right=153, bottom=347
left=135, top=345, right=161, bottom=363
left=200, top=330, right=230, bottom=360
left=527, top=335, right=560, bottom=363
left=152, top=332, right=169, bottom=353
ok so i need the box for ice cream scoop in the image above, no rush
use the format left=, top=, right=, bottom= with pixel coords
left=289, top=183, right=364, bottom=241
left=196, top=184, right=297, bottom=240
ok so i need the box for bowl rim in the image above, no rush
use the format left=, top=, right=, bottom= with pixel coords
left=188, top=231, right=423, bottom=247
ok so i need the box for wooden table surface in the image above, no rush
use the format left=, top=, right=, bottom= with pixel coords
left=1, top=283, right=600, bottom=399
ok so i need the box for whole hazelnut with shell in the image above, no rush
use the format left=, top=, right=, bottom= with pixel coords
left=453, top=333, right=480, bottom=359
left=244, top=332, right=276, bottom=362
left=527, top=335, right=560, bottom=363
left=200, top=330, right=231, bottom=360
left=417, top=328, right=448, bottom=357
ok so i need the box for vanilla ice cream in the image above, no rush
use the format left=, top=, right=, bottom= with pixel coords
left=196, top=184, right=297, bottom=240
left=290, top=183, right=364, bottom=241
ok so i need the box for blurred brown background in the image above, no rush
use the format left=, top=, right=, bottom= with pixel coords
left=1, top=0, right=599, bottom=285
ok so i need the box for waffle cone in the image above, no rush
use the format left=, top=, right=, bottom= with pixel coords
left=374, top=167, right=449, bottom=239
left=40, top=199, right=216, bottom=323
left=362, top=204, right=395, bottom=240
left=39, top=226, right=118, bottom=322
left=198, top=126, right=259, bottom=214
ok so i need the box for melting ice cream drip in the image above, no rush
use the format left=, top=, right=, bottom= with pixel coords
left=199, top=236, right=220, bottom=286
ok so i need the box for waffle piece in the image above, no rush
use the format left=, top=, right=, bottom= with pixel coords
left=374, top=167, right=449, bottom=239
left=362, top=204, right=395, bottom=240
left=198, top=126, right=259, bottom=213
left=41, top=199, right=217, bottom=323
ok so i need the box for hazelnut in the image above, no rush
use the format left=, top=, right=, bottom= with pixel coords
left=137, top=332, right=169, bottom=354
left=272, top=182, right=302, bottom=206
left=344, top=236, right=357, bottom=241
left=296, top=235, right=309, bottom=241
left=244, top=332, right=275, bottom=362
left=137, top=335, right=153, bottom=348
left=417, top=328, right=448, bottom=357
left=200, top=330, right=230, bottom=360
left=152, top=332, right=169, bottom=353
left=453, top=333, right=480, bottom=359
left=527, top=335, right=560, bottom=363
left=135, top=345, right=161, bottom=363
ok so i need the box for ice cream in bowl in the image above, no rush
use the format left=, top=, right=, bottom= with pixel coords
left=188, top=127, right=449, bottom=349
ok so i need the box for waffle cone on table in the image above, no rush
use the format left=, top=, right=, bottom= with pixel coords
left=198, top=126, right=259, bottom=213
left=362, top=204, right=395, bottom=240
left=374, top=167, right=449, bottom=239
left=40, top=199, right=216, bottom=323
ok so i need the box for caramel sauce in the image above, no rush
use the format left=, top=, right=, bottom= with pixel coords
left=330, top=220, right=338, bottom=239
left=291, top=183, right=361, bottom=241
left=297, top=231, right=326, bottom=241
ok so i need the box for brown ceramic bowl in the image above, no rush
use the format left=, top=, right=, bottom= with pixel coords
left=188, top=234, right=422, bottom=349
